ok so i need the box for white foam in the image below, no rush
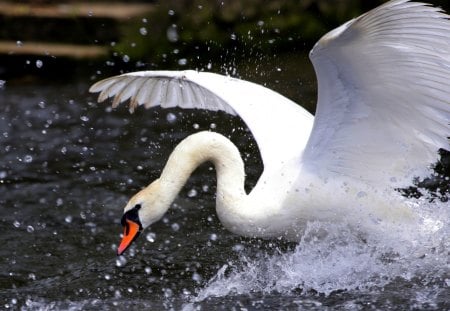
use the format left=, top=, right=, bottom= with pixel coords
left=195, top=197, right=450, bottom=300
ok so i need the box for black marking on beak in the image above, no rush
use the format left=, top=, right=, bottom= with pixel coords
left=121, top=204, right=143, bottom=232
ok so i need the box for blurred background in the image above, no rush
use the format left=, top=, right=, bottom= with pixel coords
left=0, top=0, right=449, bottom=81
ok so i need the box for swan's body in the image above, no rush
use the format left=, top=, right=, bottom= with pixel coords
left=89, top=0, right=450, bottom=255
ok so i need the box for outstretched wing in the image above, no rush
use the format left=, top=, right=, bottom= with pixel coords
left=90, top=70, right=314, bottom=168
left=304, top=0, right=450, bottom=188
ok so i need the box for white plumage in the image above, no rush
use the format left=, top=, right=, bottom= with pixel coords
left=90, top=1, right=450, bottom=250
left=306, top=0, right=450, bottom=187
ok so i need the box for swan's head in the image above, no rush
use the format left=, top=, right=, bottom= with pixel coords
left=117, top=179, right=169, bottom=255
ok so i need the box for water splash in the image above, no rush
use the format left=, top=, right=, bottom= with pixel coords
left=195, top=197, right=449, bottom=301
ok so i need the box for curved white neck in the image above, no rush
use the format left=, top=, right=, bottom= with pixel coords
left=154, top=131, right=300, bottom=239
left=159, top=131, right=247, bottom=216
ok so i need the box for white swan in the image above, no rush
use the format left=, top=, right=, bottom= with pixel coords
left=89, top=0, right=450, bottom=255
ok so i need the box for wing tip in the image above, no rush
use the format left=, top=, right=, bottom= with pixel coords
left=88, top=70, right=242, bottom=116
left=89, top=77, right=121, bottom=104
left=88, top=81, right=101, bottom=94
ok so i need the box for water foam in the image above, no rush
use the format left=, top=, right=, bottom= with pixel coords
left=195, top=197, right=449, bottom=300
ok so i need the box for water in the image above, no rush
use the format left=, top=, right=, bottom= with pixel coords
left=0, top=56, right=449, bottom=310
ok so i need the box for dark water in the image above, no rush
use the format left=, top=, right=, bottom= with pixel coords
left=0, top=55, right=449, bottom=310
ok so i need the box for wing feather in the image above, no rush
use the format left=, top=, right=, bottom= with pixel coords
left=90, top=70, right=314, bottom=168
left=304, top=0, right=450, bottom=187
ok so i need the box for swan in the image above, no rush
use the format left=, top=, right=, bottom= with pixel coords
left=89, top=0, right=450, bottom=256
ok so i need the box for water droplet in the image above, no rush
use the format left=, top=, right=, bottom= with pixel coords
left=104, top=274, right=111, bottom=280
left=16, top=40, right=23, bottom=47
left=166, top=112, right=177, bottom=123
left=232, top=244, right=245, bottom=252
left=27, top=225, right=34, bottom=233
left=166, top=25, right=179, bottom=43
left=13, top=221, right=20, bottom=228
left=56, top=198, right=63, bottom=206
left=146, top=232, right=156, bottom=242
left=114, top=290, right=122, bottom=299
left=139, top=27, right=148, bottom=36
left=210, top=123, right=217, bottom=129
left=28, top=273, right=36, bottom=280
left=61, top=146, right=67, bottom=154
left=122, top=55, right=130, bottom=63
left=0, top=171, right=7, bottom=179
left=171, top=223, right=180, bottom=231
left=163, top=287, right=173, bottom=298
left=178, top=58, right=187, bottom=66
left=187, top=189, right=197, bottom=198
left=193, top=123, right=199, bottom=129
left=145, top=267, right=152, bottom=274
left=168, top=9, right=175, bottom=16
left=115, top=256, right=127, bottom=267
left=80, top=116, right=89, bottom=122
left=202, top=184, right=209, bottom=192
left=210, top=233, right=218, bottom=241
left=65, top=215, right=73, bottom=223
left=35, top=60, right=43, bottom=68
left=192, top=272, right=202, bottom=283
left=230, top=33, right=237, bottom=40
left=23, top=155, right=33, bottom=163
left=0, top=80, right=5, bottom=89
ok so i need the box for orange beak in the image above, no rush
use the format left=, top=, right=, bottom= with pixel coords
left=117, top=219, right=141, bottom=256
